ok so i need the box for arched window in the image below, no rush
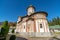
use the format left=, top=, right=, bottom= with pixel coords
left=40, top=24, right=42, bottom=28
left=24, top=25, right=25, bottom=29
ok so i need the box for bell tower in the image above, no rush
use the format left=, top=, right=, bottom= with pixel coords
left=27, top=5, right=35, bottom=15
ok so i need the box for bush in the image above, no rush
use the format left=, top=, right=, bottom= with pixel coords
left=1, top=21, right=9, bottom=36
left=12, top=29, right=15, bottom=33
left=0, top=37, right=6, bottom=40
left=9, top=35, right=16, bottom=40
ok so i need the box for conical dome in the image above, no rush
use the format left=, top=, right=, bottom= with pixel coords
left=27, top=5, right=36, bottom=15
left=27, top=5, right=35, bottom=9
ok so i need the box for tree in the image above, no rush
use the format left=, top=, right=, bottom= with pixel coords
left=48, top=17, right=60, bottom=26
left=1, top=21, right=10, bottom=37
left=12, top=29, right=15, bottom=33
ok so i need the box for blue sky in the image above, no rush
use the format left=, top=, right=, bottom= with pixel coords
left=0, top=0, right=60, bottom=22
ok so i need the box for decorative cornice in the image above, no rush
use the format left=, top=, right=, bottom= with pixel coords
left=18, top=11, right=48, bottom=23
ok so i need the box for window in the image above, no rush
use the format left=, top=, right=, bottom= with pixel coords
left=40, top=24, right=42, bottom=28
left=24, top=25, right=25, bottom=29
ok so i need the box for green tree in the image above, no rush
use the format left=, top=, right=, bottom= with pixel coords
left=48, top=17, right=60, bottom=26
left=12, top=29, right=15, bottom=33
left=1, top=21, right=10, bottom=37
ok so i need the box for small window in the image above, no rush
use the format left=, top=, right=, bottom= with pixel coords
left=40, top=24, right=42, bottom=28
left=24, top=25, right=25, bottom=29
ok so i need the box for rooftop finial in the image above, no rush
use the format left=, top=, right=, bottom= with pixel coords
left=27, top=5, right=35, bottom=9
left=29, top=4, right=33, bottom=6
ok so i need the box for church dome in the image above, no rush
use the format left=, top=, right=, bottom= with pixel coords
left=27, top=5, right=36, bottom=10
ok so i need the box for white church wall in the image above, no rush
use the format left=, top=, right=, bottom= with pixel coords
left=36, top=20, right=38, bottom=32
left=36, top=19, right=44, bottom=32
left=39, top=19, right=44, bottom=32
left=43, top=19, right=50, bottom=32
left=27, top=20, right=34, bottom=32
left=45, top=20, right=50, bottom=32
left=40, top=28, right=44, bottom=32
left=44, top=20, right=47, bottom=32
left=18, top=25, right=21, bottom=33
left=15, top=24, right=20, bottom=33
left=22, top=22, right=26, bottom=32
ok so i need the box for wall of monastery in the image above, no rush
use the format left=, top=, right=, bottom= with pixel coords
left=35, top=19, right=49, bottom=32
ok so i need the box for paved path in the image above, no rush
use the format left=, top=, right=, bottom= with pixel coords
left=15, top=37, right=60, bottom=40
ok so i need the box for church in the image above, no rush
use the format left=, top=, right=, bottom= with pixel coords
left=15, top=5, right=50, bottom=37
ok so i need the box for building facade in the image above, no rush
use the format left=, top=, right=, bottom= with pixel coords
left=15, top=5, right=50, bottom=37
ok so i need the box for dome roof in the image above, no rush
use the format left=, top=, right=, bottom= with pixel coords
left=27, top=5, right=36, bottom=9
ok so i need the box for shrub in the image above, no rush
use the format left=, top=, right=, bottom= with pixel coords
left=0, top=37, right=6, bottom=40
left=12, top=29, right=15, bottom=33
left=9, top=35, right=16, bottom=40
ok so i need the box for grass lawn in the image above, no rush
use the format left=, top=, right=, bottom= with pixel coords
left=54, top=32, right=60, bottom=34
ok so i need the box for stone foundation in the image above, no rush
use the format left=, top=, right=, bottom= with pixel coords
left=28, top=37, right=50, bottom=40
left=17, top=32, right=53, bottom=38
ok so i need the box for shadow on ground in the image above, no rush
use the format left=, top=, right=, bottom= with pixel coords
left=15, top=37, right=60, bottom=40
left=49, top=37, right=60, bottom=40
left=15, top=37, right=28, bottom=40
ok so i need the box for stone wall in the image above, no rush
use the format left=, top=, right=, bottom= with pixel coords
left=19, top=32, right=52, bottom=37
left=28, top=37, right=50, bottom=40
